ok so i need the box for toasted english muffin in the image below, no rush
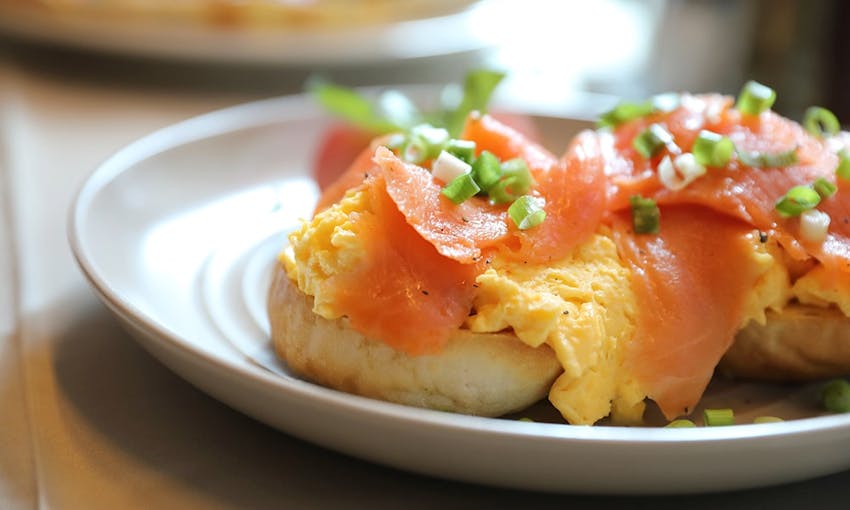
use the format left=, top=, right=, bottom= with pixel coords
left=720, top=305, right=850, bottom=381
left=267, top=264, right=563, bottom=417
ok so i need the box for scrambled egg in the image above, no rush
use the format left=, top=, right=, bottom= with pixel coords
left=283, top=187, right=848, bottom=425
left=282, top=189, right=370, bottom=319
left=466, top=233, right=644, bottom=425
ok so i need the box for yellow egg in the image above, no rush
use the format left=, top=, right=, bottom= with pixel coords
left=466, top=231, right=644, bottom=425
left=283, top=188, right=370, bottom=320
left=793, top=265, right=850, bottom=316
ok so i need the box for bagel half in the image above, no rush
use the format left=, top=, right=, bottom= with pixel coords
left=720, top=305, right=850, bottom=381
left=267, top=264, right=563, bottom=416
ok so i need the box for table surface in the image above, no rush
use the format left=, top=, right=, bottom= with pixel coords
left=2, top=37, right=850, bottom=510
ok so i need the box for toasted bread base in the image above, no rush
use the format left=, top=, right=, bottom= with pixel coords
left=719, top=306, right=850, bottom=381
left=267, top=265, right=563, bottom=416
left=269, top=261, right=850, bottom=417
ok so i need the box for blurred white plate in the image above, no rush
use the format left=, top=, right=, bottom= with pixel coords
left=69, top=92, right=850, bottom=494
left=0, top=1, right=496, bottom=64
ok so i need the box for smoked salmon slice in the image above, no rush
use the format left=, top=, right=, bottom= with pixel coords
left=606, top=95, right=848, bottom=271
left=327, top=172, right=480, bottom=355
left=506, top=130, right=607, bottom=264
left=611, top=205, right=765, bottom=419
left=374, top=146, right=510, bottom=264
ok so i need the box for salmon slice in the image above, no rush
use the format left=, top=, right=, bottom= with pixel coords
left=327, top=173, right=480, bottom=355
left=375, top=146, right=510, bottom=264
left=314, top=138, right=385, bottom=213
left=606, top=95, right=845, bottom=268
left=461, top=113, right=557, bottom=178
left=611, top=205, right=764, bottom=419
left=506, top=130, right=607, bottom=264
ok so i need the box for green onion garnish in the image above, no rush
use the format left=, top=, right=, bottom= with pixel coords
left=445, top=139, right=476, bottom=164
left=508, top=195, right=546, bottom=230
left=753, top=416, right=784, bottom=424
left=737, top=147, right=798, bottom=168
left=399, top=124, right=451, bottom=164
left=692, top=130, right=734, bottom=167
left=470, top=150, right=502, bottom=192
left=500, top=158, right=534, bottom=195
left=597, top=100, right=655, bottom=129
left=837, top=149, right=850, bottom=180
left=736, top=80, right=776, bottom=115
left=821, top=379, right=850, bottom=413
left=704, top=408, right=735, bottom=426
left=629, top=195, right=660, bottom=234
left=633, top=124, right=673, bottom=158
left=813, top=177, right=837, bottom=198
left=488, top=178, right=520, bottom=204
left=596, top=94, right=682, bottom=129
left=402, top=137, right=428, bottom=164
left=441, top=173, right=480, bottom=204
left=804, top=106, right=841, bottom=138
left=775, top=185, right=821, bottom=217
left=665, top=419, right=697, bottom=428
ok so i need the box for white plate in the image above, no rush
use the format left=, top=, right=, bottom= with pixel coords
left=69, top=93, right=850, bottom=495
left=0, top=1, right=495, bottom=65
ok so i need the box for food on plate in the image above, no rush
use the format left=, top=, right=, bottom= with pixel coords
left=268, top=77, right=850, bottom=425
left=308, top=71, right=540, bottom=190
left=0, top=0, right=473, bottom=29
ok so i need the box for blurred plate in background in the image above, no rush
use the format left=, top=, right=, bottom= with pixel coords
left=0, top=0, right=496, bottom=65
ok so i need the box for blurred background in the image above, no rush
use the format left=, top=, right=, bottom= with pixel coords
left=0, top=0, right=843, bottom=121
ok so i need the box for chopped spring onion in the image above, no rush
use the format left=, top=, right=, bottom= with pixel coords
left=804, top=106, right=841, bottom=138
left=400, top=124, right=451, bottom=164
left=596, top=93, right=682, bottom=129
left=737, top=147, right=798, bottom=168
left=813, top=177, right=837, bottom=198
left=409, top=124, right=450, bottom=159
left=753, top=416, right=784, bottom=424
left=736, top=80, right=776, bottom=115
left=487, top=159, right=535, bottom=204
left=445, top=139, right=476, bottom=164
left=837, top=149, right=850, bottom=180
left=432, top=150, right=472, bottom=184
left=633, top=124, right=673, bottom=158
left=470, top=150, right=502, bottom=192
left=489, top=178, right=520, bottom=204
left=508, top=195, right=546, bottom=230
left=799, top=209, right=831, bottom=243
left=629, top=195, right=660, bottom=234
left=658, top=153, right=707, bottom=191
left=441, top=173, right=480, bottom=204
left=821, top=379, right=850, bottom=413
left=775, top=185, right=821, bottom=217
left=692, top=130, right=734, bottom=167
left=500, top=158, right=534, bottom=195
left=665, top=419, right=697, bottom=428
left=597, top=100, right=655, bottom=129
left=402, top=137, right=429, bottom=164
left=704, top=408, right=735, bottom=426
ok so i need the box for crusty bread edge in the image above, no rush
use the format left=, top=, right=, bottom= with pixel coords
left=267, top=264, right=563, bottom=417
left=721, top=306, right=850, bottom=381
